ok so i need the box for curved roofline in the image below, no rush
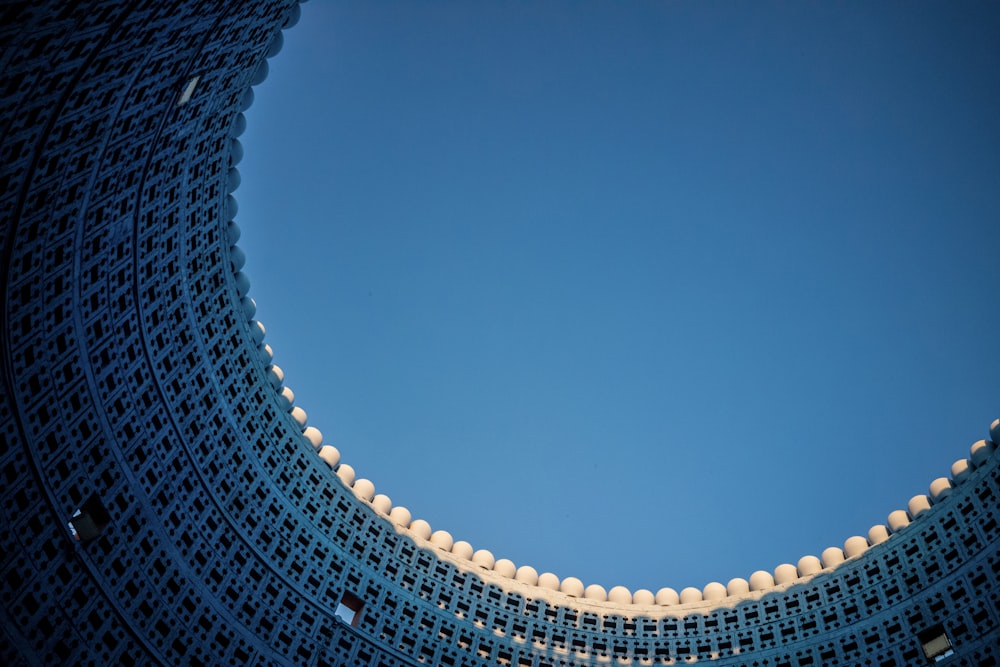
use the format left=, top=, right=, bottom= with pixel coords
left=221, top=21, right=1000, bottom=610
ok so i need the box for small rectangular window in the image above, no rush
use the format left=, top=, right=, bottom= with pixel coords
left=176, top=76, right=200, bottom=105
left=68, top=493, right=111, bottom=544
left=917, top=624, right=954, bottom=663
left=335, top=590, right=364, bottom=627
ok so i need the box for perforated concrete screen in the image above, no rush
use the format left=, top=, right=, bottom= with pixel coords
left=1, top=2, right=999, bottom=666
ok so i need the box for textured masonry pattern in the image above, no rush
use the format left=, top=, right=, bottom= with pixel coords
left=1, top=2, right=999, bottom=666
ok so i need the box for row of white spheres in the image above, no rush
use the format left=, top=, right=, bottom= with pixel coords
left=231, top=213, right=997, bottom=605
left=233, top=221, right=997, bottom=606
left=317, top=431, right=997, bottom=606
left=227, top=10, right=326, bottom=457
left=225, top=59, right=999, bottom=605
left=228, top=212, right=325, bottom=455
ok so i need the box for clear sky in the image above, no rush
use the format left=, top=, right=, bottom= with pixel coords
left=236, top=1, right=1000, bottom=595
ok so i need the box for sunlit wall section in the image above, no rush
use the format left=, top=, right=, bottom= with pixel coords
left=1, top=2, right=999, bottom=667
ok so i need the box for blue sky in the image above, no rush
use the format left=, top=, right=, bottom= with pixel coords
left=237, top=2, right=1000, bottom=594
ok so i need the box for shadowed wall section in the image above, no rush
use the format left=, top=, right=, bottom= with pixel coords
left=1, top=2, right=999, bottom=666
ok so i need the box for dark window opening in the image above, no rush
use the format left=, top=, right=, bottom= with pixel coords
left=335, top=590, right=364, bottom=627
left=917, top=624, right=954, bottom=663
left=68, top=493, right=111, bottom=544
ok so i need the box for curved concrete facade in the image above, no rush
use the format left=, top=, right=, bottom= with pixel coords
left=1, top=2, right=999, bottom=665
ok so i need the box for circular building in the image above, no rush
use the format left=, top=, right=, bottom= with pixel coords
left=1, top=2, right=999, bottom=666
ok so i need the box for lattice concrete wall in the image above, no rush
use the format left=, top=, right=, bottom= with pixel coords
left=1, top=2, right=998, bottom=666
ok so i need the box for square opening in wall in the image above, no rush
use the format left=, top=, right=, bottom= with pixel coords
left=335, top=590, right=364, bottom=627
left=68, top=493, right=111, bottom=544
left=917, top=623, right=954, bottom=663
